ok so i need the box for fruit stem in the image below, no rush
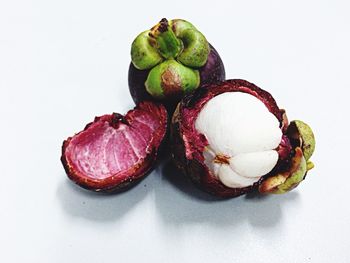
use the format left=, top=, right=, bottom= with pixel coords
left=111, top=113, right=128, bottom=128
left=149, top=18, right=182, bottom=59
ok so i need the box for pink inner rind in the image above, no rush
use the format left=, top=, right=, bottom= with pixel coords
left=64, top=102, right=166, bottom=181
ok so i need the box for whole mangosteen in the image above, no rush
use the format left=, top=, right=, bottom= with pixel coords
left=128, top=18, right=225, bottom=112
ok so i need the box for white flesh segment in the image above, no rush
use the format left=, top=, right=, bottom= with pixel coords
left=229, top=151, right=278, bottom=178
left=195, top=92, right=282, bottom=156
left=203, top=147, right=220, bottom=175
left=218, top=164, right=260, bottom=188
left=195, top=92, right=282, bottom=188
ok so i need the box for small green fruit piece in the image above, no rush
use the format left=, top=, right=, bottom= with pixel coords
left=131, top=31, right=163, bottom=70
left=287, top=120, right=315, bottom=161
left=145, top=59, right=200, bottom=99
left=259, top=147, right=307, bottom=194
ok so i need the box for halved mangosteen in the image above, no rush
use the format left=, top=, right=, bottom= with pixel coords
left=171, top=79, right=293, bottom=198
left=61, top=101, right=167, bottom=192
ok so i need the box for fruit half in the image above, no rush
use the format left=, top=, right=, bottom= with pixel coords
left=61, top=101, right=167, bottom=192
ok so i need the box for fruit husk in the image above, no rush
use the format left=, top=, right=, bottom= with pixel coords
left=61, top=102, right=168, bottom=193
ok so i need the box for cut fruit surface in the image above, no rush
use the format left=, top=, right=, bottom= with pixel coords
left=61, top=101, right=167, bottom=192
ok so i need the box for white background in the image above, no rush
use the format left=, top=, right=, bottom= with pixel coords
left=1, top=0, right=349, bottom=262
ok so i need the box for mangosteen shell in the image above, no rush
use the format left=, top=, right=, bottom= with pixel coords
left=61, top=102, right=168, bottom=193
left=171, top=79, right=291, bottom=198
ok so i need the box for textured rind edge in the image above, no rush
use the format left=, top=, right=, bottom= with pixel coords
left=181, top=79, right=283, bottom=120
left=171, top=79, right=290, bottom=198
left=61, top=102, right=168, bottom=193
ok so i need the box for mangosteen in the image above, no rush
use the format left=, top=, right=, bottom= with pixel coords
left=128, top=18, right=225, bottom=112
left=171, top=79, right=315, bottom=198
left=61, top=101, right=167, bottom=192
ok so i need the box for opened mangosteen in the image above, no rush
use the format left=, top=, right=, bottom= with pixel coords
left=61, top=101, right=167, bottom=192
left=171, top=79, right=315, bottom=198
left=128, top=18, right=225, bottom=112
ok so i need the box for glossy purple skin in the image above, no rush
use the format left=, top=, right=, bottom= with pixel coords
left=199, top=45, right=225, bottom=86
left=128, top=44, right=225, bottom=112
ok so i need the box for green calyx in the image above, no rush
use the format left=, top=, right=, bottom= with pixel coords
left=175, top=25, right=209, bottom=68
left=145, top=59, right=200, bottom=99
left=287, top=120, right=315, bottom=161
left=131, top=31, right=163, bottom=70
left=259, top=147, right=307, bottom=194
left=149, top=18, right=183, bottom=59
left=131, top=18, right=210, bottom=99
left=273, top=149, right=307, bottom=194
left=259, top=120, right=316, bottom=195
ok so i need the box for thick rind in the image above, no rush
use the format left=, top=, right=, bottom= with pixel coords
left=128, top=44, right=225, bottom=113
left=171, top=79, right=290, bottom=198
left=61, top=102, right=167, bottom=192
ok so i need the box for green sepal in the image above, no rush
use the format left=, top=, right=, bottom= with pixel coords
left=145, top=59, right=200, bottom=99
left=176, top=29, right=209, bottom=68
left=131, top=30, right=163, bottom=70
left=287, top=120, right=315, bottom=161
